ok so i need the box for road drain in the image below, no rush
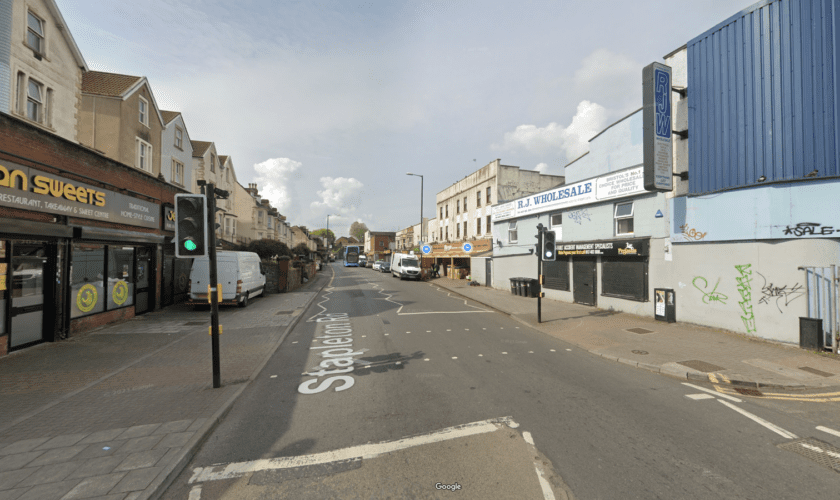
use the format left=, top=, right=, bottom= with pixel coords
left=779, top=438, right=840, bottom=473
left=274, top=310, right=295, bottom=316
left=626, top=328, right=654, bottom=334
left=631, top=350, right=649, bottom=355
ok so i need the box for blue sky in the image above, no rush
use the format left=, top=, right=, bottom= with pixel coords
left=57, top=0, right=745, bottom=237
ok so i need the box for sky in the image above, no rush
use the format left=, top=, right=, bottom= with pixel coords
left=56, top=0, right=746, bottom=238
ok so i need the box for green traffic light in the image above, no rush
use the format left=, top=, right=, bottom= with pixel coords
left=184, top=240, right=197, bottom=251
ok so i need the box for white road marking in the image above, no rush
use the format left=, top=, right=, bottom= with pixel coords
left=478, top=354, right=483, bottom=357
left=800, top=442, right=840, bottom=459
left=515, top=327, right=519, bottom=329
left=452, top=357, right=458, bottom=360
left=550, top=349, right=555, bottom=352
left=566, top=349, right=571, bottom=351
left=502, top=352, right=508, bottom=355
left=718, top=400, right=798, bottom=439
left=292, top=341, right=298, bottom=344
left=427, top=331, right=431, bottom=333
left=188, top=485, right=202, bottom=500
left=447, top=329, right=452, bottom=332
left=395, top=362, right=401, bottom=365
left=816, top=426, right=840, bottom=438
left=681, top=383, right=743, bottom=403
left=270, top=375, right=277, bottom=379
left=384, top=334, right=389, bottom=336
left=685, top=393, right=715, bottom=400
left=522, top=432, right=534, bottom=445
left=190, top=417, right=519, bottom=484
left=529, top=351, right=534, bottom=354
left=424, top=358, right=430, bottom=361
left=536, top=466, right=556, bottom=500
left=500, top=327, right=504, bottom=330
left=465, top=329, right=470, bottom=331
left=362, top=335, right=366, bottom=338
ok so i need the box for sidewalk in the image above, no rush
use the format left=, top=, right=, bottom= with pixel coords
left=431, top=278, right=840, bottom=391
left=0, top=270, right=329, bottom=500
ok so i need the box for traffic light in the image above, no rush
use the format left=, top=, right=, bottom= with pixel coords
left=541, top=230, right=556, bottom=261
left=175, top=194, right=207, bottom=257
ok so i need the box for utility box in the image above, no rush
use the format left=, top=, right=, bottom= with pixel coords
left=799, top=317, right=824, bottom=351
left=654, top=288, right=676, bottom=323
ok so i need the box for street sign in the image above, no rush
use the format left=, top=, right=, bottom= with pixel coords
left=422, top=245, right=432, bottom=254
left=462, top=242, right=472, bottom=253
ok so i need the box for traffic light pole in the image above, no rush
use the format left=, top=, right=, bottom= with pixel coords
left=206, top=183, right=221, bottom=389
left=537, top=225, right=543, bottom=324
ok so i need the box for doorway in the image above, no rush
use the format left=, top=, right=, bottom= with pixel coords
left=135, top=247, right=152, bottom=314
left=485, top=259, right=492, bottom=287
left=573, top=257, right=597, bottom=306
left=10, top=242, right=49, bottom=348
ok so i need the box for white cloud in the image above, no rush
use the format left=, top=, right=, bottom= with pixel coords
left=573, top=49, right=641, bottom=115
left=311, top=177, right=364, bottom=212
left=253, top=158, right=302, bottom=215
left=535, top=163, right=548, bottom=172
left=493, top=100, right=608, bottom=160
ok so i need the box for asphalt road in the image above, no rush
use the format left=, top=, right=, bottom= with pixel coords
left=162, top=262, right=840, bottom=499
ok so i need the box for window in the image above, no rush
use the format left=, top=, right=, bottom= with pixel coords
left=487, top=187, right=491, bottom=203
left=107, top=247, right=135, bottom=309
left=456, top=224, right=460, bottom=238
left=174, top=127, right=183, bottom=149
left=456, top=199, right=460, bottom=214
left=210, top=153, right=216, bottom=172
left=26, top=79, right=43, bottom=122
left=26, top=11, right=44, bottom=54
left=550, top=213, right=562, bottom=228
left=445, top=227, right=448, bottom=240
left=477, top=190, right=482, bottom=207
left=258, top=232, right=263, bottom=239
left=440, top=228, right=443, bottom=240
left=258, top=211, right=264, bottom=224
left=226, top=167, right=230, bottom=182
left=463, top=196, right=467, bottom=212
left=440, top=207, right=443, bottom=219
left=71, top=244, right=105, bottom=318
left=138, top=96, right=148, bottom=126
left=476, top=218, right=481, bottom=235
left=508, top=221, right=518, bottom=243
left=463, top=221, right=467, bottom=237
left=172, top=159, right=184, bottom=185
left=615, top=202, right=634, bottom=235
left=486, top=215, right=491, bottom=233
left=136, top=138, right=153, bottom=172
left=379, top=241, right=384, bottom=247
left=445, top=205, right=449, bottom=217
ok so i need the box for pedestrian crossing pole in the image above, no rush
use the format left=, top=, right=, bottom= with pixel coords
left=536, top=223, right=544, bottom=324
left=205, top=182, right=221, bottom=389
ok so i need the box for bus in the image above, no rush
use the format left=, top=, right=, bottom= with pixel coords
left=344, top=245, right=361, bottom=266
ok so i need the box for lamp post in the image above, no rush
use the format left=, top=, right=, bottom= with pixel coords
left=326, top=214, right=336, bottom=251
left=406, top=173, right=423, bottom=247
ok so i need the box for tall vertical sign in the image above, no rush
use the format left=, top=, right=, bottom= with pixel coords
left=643, top=62, right=673, bottom=191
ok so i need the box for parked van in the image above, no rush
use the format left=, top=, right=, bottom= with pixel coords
left=391, top=252, right=421, bottom=280
left=188, top=251, right=266, bottom=308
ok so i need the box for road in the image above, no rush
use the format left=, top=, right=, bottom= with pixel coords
left=162, top=262, right=840, bottom=499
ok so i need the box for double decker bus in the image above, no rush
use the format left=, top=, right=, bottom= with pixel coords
left=344, top=245, right=361, bottom=266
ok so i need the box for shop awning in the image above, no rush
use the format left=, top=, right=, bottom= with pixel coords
left=73, top=226, right=167, bottom=244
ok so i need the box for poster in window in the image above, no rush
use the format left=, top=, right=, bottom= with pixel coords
left=0, top=263, right=6, bottom=291
left=655, top=290, right=665, bottom=316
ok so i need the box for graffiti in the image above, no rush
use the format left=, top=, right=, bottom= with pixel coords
left=783, top=222, right=838, bottom=237
left=679, top=224, right=707, bottom=240
left=567, top=208, right=592, bottom=225
left=692, top=276, right=728, bottom=304
left=735, top=264, right=756, bottom=334
left=756, top=272, right=804, bottom=313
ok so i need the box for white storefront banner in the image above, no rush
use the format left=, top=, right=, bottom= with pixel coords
left=492, top=166, right=646, bottom=222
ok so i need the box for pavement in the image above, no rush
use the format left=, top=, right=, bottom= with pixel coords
left=430, top=277, right=840, bottom=391
left=0, top=268, right=330, bottom=500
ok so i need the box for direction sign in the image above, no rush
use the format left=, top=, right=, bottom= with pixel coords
left=422, top=245, right=432, bottom=254
left=462, top=242, right=472, bottom=253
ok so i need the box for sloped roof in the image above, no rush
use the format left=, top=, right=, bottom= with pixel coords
left=191, top=141, right=213, bottom=157
left=219, top=155, right=229, bottom=164
left=81, top=71, right=142, bottom=96
left=160, top=110, right=180, bottom=125
left=45, top=0, right=89, bottom=71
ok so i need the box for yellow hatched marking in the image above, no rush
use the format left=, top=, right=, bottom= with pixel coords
left=719, top=374, right=731, bottom=384
left=708, top=373, right=719, bottom=384
left=714, top=385, right=840, bottom=402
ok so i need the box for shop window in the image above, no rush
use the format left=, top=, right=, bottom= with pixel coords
left=508, top=221, right=517, bottom=243
left=0, top=241, right=6, bottom=335
left=615, top=202, right=634, bottom=236
left=71, top=244, right=105, bottom=318
left=107, top=247, right=135, bottom=309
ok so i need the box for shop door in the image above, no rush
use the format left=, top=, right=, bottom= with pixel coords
left=10, top=243, right=48, bottom=348
left=485, top=259, right=492, bottom=287
left=573, top=258, right=597, bottom=306
left=135, top=247, right=152, bottom=314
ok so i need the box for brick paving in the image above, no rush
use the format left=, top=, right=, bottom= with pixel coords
left=0, top=271, right=328, bottom=500
left=433, top=277, right=840, bottom=389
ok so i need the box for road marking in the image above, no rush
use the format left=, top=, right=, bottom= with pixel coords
left=529, top=351, right=534, bottom=353
left=270, top=375, right=277, bottom=379
left=681, top=383, right=742, bottom=403
left=800, top=442, right=840, bottom=459
left=427, top=331, right=431, bottom=333
left=189, top=417, right=520, bottom=483
left=718, top=400, right=798, bottom=439
left=515, top=327, right=519, bottom=329
left=522, top=431, right=534, bottom=445
left=447, top=329, right=452, bottom=331
left=535, top=466, right=556, bottom=500
left=550, top=350, right=556, bottom=352
left=361, top=335, right=366, bottom=338
left=685, top=393, right=715, bottom=400
left=384, top=334, right=389, bottom=336
left=292, top=341, right=298, bottom=344
left=478, top=354, right=483, bottom=357
left=817, top=426, right=840, bottom=438
left=188, top=485, right=202, bottom=500
left=424, top=358, right=430, bottom=361
left=715, top=387, right=840, bottom=403
left=566, top=349, right=571, bottom=351
left=395, top=362, right=401, bottom=365
left=502, top=352, right=508, bottom=355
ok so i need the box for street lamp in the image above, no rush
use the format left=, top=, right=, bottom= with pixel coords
left=406, top=173, right=423, bottom=247
left=326, top=214, right=337, bottom=249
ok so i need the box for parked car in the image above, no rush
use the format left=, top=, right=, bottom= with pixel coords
left=380, top=261, right=391, bottom=273
left=373, top=260, right=385, bottom=270
left=365, top=259, right=374, bottom=268
left=188, top=251, right=265, bottom=308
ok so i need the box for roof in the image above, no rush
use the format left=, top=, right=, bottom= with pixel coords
left=82, top=71, right=142, bottom=97
left=45, top=0, right=89, bottom=71
left=160, top=110, right=180, bottom=125
left=191, top=141, right=213, bottom=157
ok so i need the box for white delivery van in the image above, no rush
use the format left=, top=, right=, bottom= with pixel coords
left=391, top=252, right=421, bottom=280
left=188, top=251, right=266, bottom=308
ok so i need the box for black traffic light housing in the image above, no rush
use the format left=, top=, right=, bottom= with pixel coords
left=541, top=230, right=556, bottom=261
left=175, top=194, right=208, bottom=257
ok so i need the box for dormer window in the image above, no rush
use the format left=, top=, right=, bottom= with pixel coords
left=27, top=12, right=45, bottom=55
left=139, top=96, right=149, bottom=126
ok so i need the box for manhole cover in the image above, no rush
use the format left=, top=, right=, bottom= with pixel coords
left=734, top=387, right=763, bottom=397
left=631, top=350, right=649, bottom=355
left=382, top=319, right=390, bottom=325
left=678, top=360, right=725, bottom=373
left=779, top=438, right=840, bottom=473
left=184, top=321, right=206, bottom=326
left=626, top=328, right=654, bottom=334
left=799, top=366, right=835, bottom=377
left=275, top=311, right=295, bottom=316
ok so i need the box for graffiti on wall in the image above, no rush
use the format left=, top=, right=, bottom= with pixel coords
left=692, top=276, right=728, bottom=304
left=735, top=264, right=756, bottom=334
left=567, top=208, right=592, bottom=225
left=783, top=222, right=839, bottom=237
left=756, top=272, right=804, bottom=313
left=679, top=224, right=707, bottom=240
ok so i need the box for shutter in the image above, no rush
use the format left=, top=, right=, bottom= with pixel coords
left=601, top=257, right=647, bottom=301
left=543, top=258, right=569, bottom=291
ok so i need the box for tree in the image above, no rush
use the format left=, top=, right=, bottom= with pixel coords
left=244, top=239, right=291, bottom=260
left=292, top=243, right=310, bottom=256
left=311, top=229, right=335, bottom=244
left=349, top=221, right=369, bottom=241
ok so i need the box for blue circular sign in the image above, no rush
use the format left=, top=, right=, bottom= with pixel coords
left=462, top=242, right=472, bottom=252
left=422, top=245, right=432, bottom=254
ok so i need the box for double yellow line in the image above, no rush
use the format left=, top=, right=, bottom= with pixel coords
left=708, top=372, right=840, bottom=402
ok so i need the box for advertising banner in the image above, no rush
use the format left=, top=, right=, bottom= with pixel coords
left=643, top=62, right=673, bottom=191
left=557, top=238, right=649, bottom=256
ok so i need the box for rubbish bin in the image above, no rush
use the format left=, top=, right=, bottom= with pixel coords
left=527, top=278, right=540, bottom=298
left=521, top=279, right=530, bottom=297
left=654, top=288, right=676, bottom=323
left=510, top=278, right=517, bottom=295
left=515, top=278, right=524, bottom=296
left=799, top=317, right=824, bottom=351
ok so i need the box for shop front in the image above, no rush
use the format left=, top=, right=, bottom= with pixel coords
left=559, top=238, right=651, bottom=306
left=425, top=239, right=492, bottom=278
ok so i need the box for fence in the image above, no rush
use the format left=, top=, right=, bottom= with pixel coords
left=799, top=265, right=839, bottom=351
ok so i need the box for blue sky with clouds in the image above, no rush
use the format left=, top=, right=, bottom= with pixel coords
left=57, top=0, right=745, bottom=237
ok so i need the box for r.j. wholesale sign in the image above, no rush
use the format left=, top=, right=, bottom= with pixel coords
left=0, top=160, right=159, bottom=229
left=492, top=166, right=646, bottom=222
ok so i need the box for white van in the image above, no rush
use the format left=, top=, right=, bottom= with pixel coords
left=391, top=252, right=421, bottom=280
left=188, top=251, right=266, bottom=307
